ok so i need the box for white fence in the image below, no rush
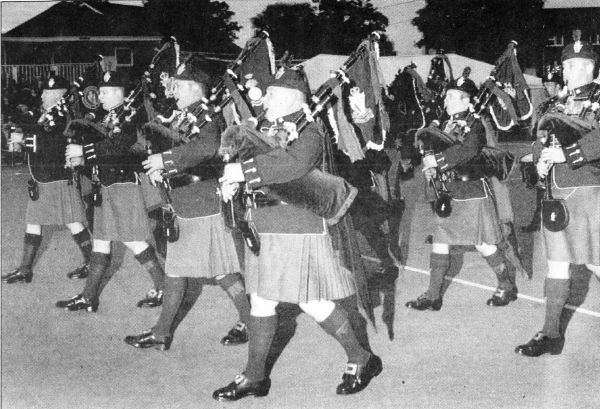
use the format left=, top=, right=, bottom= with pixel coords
left=2, top=63, right=91, bottom=86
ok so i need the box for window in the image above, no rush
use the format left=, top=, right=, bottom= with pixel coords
left=547, top=35, right=564, bottom=48
left=115, top=47, right=133, bottom=67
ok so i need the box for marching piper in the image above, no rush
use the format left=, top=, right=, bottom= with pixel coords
left=515, top=32, right=600, bottom=357
left=55, top=71, right=165, bottom=312
left=405, top=74, right=519, bottom=311
left=213, top=68, right=381, bottom=401
left=123, top=56, right=251, bottom=350
left=2, top=75, right=92, bottom=284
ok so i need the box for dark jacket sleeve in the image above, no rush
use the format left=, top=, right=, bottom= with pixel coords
left=240, top=122, right=323, bottom=188
left=162, top=122, right=221, bottom=177
left=433, top=120, right=485, bottom=172
left=564, top=128, right=600, bottom=168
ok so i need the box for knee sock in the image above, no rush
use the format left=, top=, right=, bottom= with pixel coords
left=542, top=278, right=570, bottom=338
left=484, top=249, right=515, bottom=291
left=336, top=295, right=372, bottom=353
left=245, top=315, right=278, bottom=382
left=152, top=276, right=187, bottom=337
left=426, top=252, right=450, bottom=300
left=82, top=252, right=112, bottom=301
left=72, top=228, right=92, bottom=264
left=20, top=233, right=43, bottom=271
left=319, top=306, right=370, bottom=365
left=217, top=273, right=251, bottom=324
left=265, top=303, right=302, bottom=377
left=134, top=246, right=165, bottom=291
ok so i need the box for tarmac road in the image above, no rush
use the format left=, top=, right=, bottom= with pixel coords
left=2, top=144, right=599, bottom=409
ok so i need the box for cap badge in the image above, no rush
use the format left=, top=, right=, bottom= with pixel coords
left=104, top=72, right=111, bottom=83
left=48, top=78, right=55, bottom=88
left=574, top=41, right=582, bottom=53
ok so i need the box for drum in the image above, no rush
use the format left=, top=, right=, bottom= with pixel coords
left=519, top=153, right=544, bottom=190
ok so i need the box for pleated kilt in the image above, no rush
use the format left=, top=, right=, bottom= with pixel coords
left=244, top=225, right=357, bottom=304
left=433, top=182, right=503, bottom=246
left=164, top=213, right=241, bottom=278
left=93, top=182, right=152, bottom=242
left=25, top=180, right=86, bottom=226
left=542, top=186, right=600, bottom=265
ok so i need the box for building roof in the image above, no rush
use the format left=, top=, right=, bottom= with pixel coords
left=3, top=1, right=161, bottom=39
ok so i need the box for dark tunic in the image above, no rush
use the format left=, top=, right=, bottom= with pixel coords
left=428, top=112, right=502, bottom=245
left=239, top=113, right=356, bottom=303
left=23, top=112, right=86, bottom=225
left=80, top=112, right=152, bottom=242
left=159, top=101, right=240, bottom=278
left=534, top=83, right=600, bottom=265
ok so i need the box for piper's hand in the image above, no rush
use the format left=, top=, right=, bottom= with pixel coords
left=143, top=153, right=164, bottom=175
left=220, top=182, right=240, bottom=203
left=67, top=156, right=85, bottom=168
left=424, top=167, right=436, bottom=181
left=536, top=159, right=551, bottom=178
left=219, top=163, right=245, bottom=185
left=540, top=147, right=566, bottom=164
left=147, top=170, right=164, bottom=187
left=422, top=154, right=438, bottom=171
left=65, top=144, right=83, bottom=160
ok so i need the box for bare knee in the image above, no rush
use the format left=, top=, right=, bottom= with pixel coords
left=299, top=299, right=335, bottom=322
left=250, top=293, right=278, bottom=317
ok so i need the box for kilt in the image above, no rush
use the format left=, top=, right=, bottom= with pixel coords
left=244, top=226, right=357, bottom=304
left=542, top=186, right=600, bottom=265
left=25, top=180, right=86, bottom=226
left=432, top=182, right=503, bottom=246
left=164, top=213, right=241, bottom=278
left=93, top=182, right=152, bottom=242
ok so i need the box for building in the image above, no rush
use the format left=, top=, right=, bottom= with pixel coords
left=2, top=1, right=162, bottom=85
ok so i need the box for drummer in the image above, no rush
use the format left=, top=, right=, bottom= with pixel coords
left=520, top=65, right=564, bottom=233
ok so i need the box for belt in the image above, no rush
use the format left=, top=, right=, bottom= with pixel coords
left=248, top=190, right=283, bottom=208
left=168, top=173, right=201, bottom=189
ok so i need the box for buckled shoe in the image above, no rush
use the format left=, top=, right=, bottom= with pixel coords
left=136, top=289, right=163, bottom=308
left=67, top=263, right=89, bottom=279
left=55, top=294, right=98, bottom=312
left=124, top=331, right=172, bottom=351
left=515, top=332, right=565, bottom=357
left=405, top=294, right=442, bottom=311
left=2, top=268, right=33, bottom=284
left=213, top=374, right=271, bottom=401
left=221, top=321, right=248, bottom=346
left=336, top=354, right=383, bottom=395
left=486, top=287, right=518, bottom=307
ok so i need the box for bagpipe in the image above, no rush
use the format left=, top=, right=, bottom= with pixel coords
left=538, top=80, right=600, bottom=153
left=218, top=34, right=392, bottom=227
left=417, top=42, right=522, bottom=217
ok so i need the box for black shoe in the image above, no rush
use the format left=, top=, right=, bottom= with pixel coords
left=136, top=289, right=163, bottom=308
left=67, top=263, right=89, bottom=279
left=55, top=294, right=98, bottom=312
left=520, top=222, right=540, bottom=233
left=213, top=374, right=271, bottom=402
left=515, top=332, right=565, bottom=357
left=2, top=268, right=32, bottom=284
left=221, top=321, right=248, bottom=346
left=336, top=354, right=383, bottom=395
left=405, top=295, right=442, bottom=311
left=486, top=287, right=518, bottom=307
left=124, top=331, right=172, bottom=351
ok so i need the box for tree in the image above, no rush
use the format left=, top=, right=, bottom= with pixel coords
left=144, top=0, right=241, bottom=53
left=251, top=0, right=395, bottom=59
left=412, top=0, right=545, bottom=69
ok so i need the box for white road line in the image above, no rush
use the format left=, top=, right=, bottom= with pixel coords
left=362, top=256, right=600, bottom=319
